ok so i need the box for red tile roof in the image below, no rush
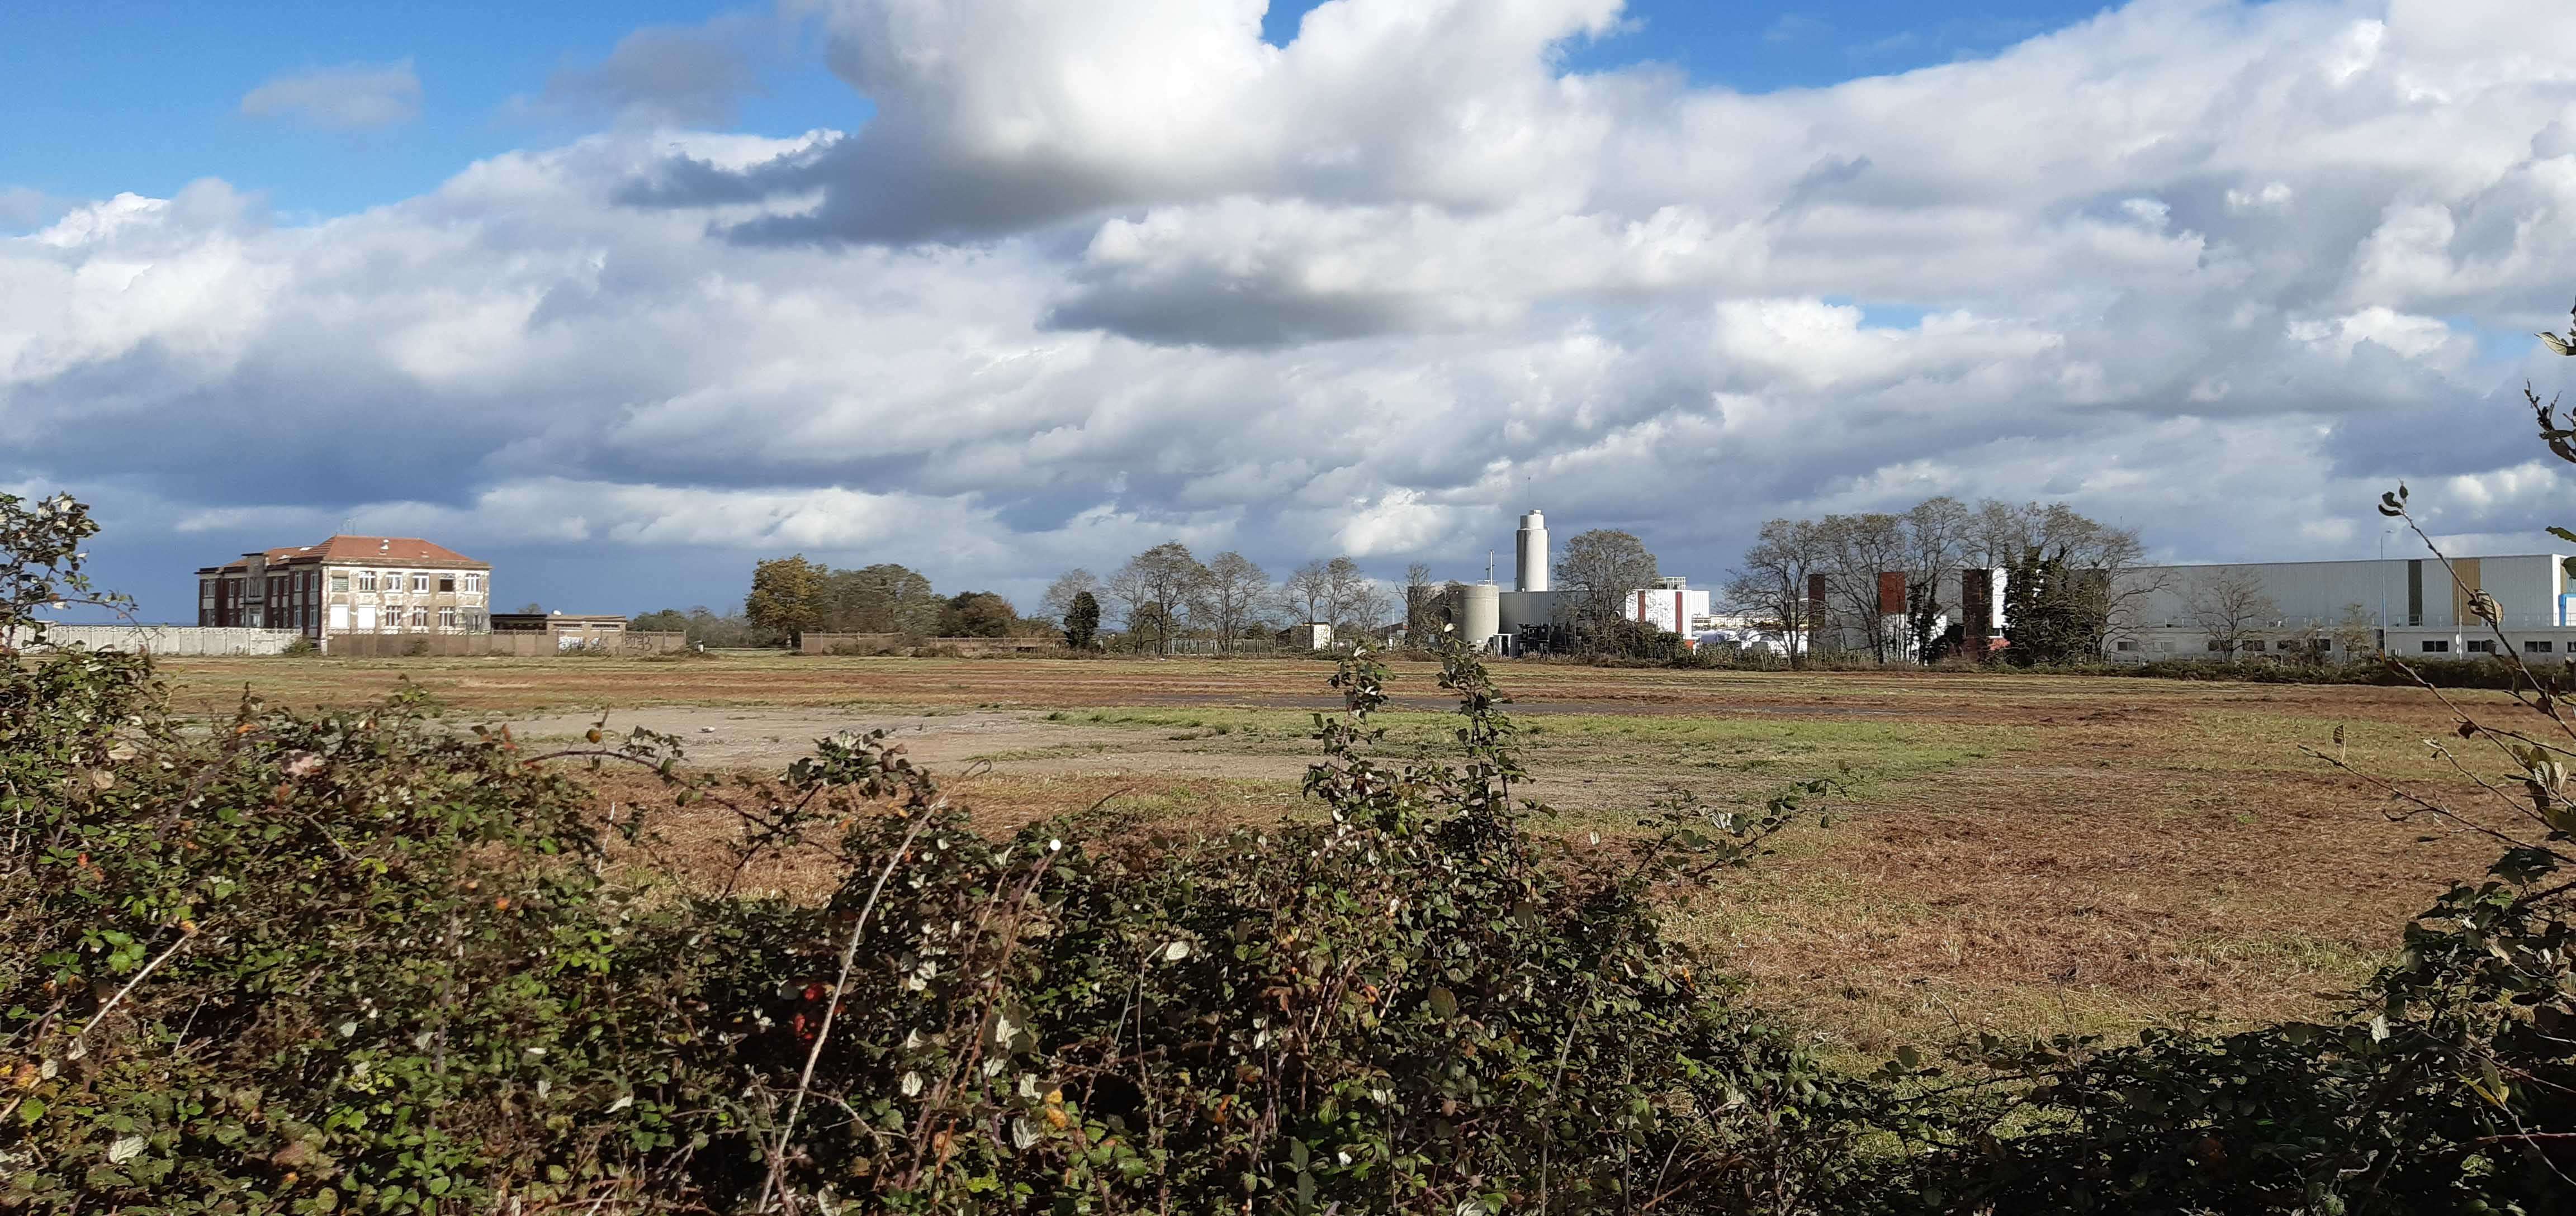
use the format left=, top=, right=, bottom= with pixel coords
left=198, top=535, right=489, bottom=573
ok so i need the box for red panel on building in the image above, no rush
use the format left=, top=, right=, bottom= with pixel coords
left=1877, top=571, right=1906, bottom=616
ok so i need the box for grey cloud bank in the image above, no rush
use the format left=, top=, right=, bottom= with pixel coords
left=10, top=0, right=2576, bottom=620
left=238, top=59, right=424, bottom=131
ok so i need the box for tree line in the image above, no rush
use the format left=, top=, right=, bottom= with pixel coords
left=1044, top=543, right=1400, bottom=654
left=646, top=524, right=1679, bottom=657
left=633, top=559, right=1028, bottom=649
left=1726, top=497, right=2156, bottom=666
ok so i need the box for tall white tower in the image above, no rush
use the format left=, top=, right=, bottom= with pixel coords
left=1514, top=510, right=1549, bottom=592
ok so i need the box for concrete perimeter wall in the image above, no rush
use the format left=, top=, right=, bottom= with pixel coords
left=800, top=633, right=1064, bottom=656
left=328, top=631, right=687, bottom=658
left=29, top=625, right=305, bottom=656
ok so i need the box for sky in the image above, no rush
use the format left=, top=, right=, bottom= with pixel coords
left=8, top=0, right=2576, bottom=622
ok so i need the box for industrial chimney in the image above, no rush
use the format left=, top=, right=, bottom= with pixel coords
left=1514, top=510, right=1549, bottom=592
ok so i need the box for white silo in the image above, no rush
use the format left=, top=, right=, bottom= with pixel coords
left=1460, top=582, right=1502, bottom=653
left=1514, top=510, right=1549, bottom=592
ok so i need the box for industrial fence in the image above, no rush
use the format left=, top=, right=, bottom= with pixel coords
left=20, top=625, right=306, bottom=656
left=328, top=631, right=687, bottom=658
left=1149, top=638, right=1285, bottom=657
left=799, top=633, right=1066, bottom=657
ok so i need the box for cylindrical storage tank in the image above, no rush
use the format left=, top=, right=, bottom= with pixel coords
left=1514, top=510, right=1549, bottom=592
left=1461, top=582, right=1502, bottom=653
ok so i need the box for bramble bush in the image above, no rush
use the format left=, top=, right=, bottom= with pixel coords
left=0, top=491, right=1906, bottom=1213
left=2, top=471, right=2572, bottom=1213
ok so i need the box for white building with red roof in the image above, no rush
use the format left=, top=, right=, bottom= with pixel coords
left=196, top=536, right=492, bottom=640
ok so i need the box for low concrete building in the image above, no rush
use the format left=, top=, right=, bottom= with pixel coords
left=1286, top=622, right=1335, bottom=651
left=492, top=612, right=629, bottom=650
left=198, top=535, right=491, bottom=642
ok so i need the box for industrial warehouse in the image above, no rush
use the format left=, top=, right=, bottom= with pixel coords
left=1433, top=509, right=2576, bottom=664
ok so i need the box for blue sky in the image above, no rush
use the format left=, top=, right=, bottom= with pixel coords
left=7, top=1, right=2114, bottom=221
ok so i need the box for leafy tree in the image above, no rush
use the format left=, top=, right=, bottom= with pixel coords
left=0, top=490, right=124, bottom=650
left=822, top=562, right=940, bottom=635
left=1969, top=499, right=2161, bottom=654
left=629, top=607, right=690, bottom=633
left=1997, top=547, right=2105, bottom=666
left=744, top=555, right=827, bottom=642
left=628, top=604, right=783, bottom=648
left=935, top=590, right=1017, bottom=638
left=1062, top=589, right=1101, bottom=649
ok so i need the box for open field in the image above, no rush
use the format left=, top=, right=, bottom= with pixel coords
left=161, top=652, right=2528, bottom=1057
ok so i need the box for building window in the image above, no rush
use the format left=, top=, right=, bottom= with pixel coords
left=2467, top=639, right=2497, bottom=654
left=2115, top=639, right=2137, bottom=651
left=411, top=573, right=430, bottom=593
left=331, top=573, right=349, bottom=592
left=438, top=576, right=456, bottom=592
left=439, top=606, right=457, bottom=629
left=357, top=570, right=377, bottom=591
left=2310, top=639, right=2332, bottom=652
left=412, top=607, right=429, bottom=628
left=2423, top=639, right=2452, bottom=653
left=2206, top=640, right=2226, bottom=652
left=2244, top=640, right=2266, bottom=652
left=2529, top=640, right=2555, bottom=654
left=463, top=574, right=482, bottom=593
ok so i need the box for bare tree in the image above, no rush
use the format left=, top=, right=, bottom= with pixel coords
left=1815, top=513, right=1909, bottom=662
left=1199, top=551, right=1270, bottom=654
left=1280, top=559, right=1332, bottom=626
left=1899, top=497, right=1971, bottom=661
left=1039, top=568, right=1100, bottom=625
left=1554, top=529, right=1658, bottom=638
left=1726, top=518, right=1825, bottom=666
left=2332, top=601, right=2378, bottom=659
left=1344, top=580, right=1396, bottom=643
left=2186, top=566, right=2279, bottom=658
left=1111, top=541, right=1208, bottom=656
left=1967, top=498, right=2162, bottom=655
left=1403, top=562, right=1437, bottom=643
left=1104, top=564, right=1153, bottom=654
left=1322, top=557, right=1373, bottom=633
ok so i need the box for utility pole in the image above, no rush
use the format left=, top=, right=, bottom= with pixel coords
left=2378, top=528, right=2390, bottom=654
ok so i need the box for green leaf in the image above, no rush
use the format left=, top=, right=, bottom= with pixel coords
left=1427, top=986, right=1458, bottom=1019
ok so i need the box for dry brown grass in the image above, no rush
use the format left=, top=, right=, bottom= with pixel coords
left=174, top=650, right=2531, bottom=1052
